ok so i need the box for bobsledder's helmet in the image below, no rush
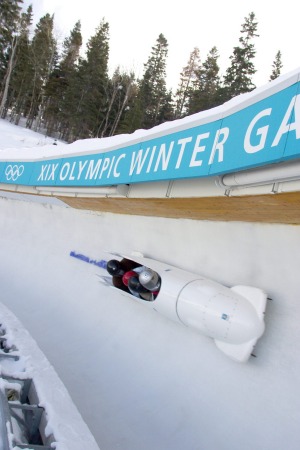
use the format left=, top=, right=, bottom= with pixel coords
left=107, top=259, right=124, bottom=276
left=122, top=271, right=138, bottom=286
left=128, top=276, right=148, bottom=294
left=139, top=268, right=161, bottom=291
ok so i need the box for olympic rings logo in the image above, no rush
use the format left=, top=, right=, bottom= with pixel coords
left=5, top=164, right=25, bottom=181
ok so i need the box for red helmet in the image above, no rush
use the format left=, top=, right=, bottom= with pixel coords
left=122, top=271, right=138, bottom=286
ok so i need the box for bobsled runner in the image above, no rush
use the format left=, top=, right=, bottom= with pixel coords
left=100, top=252, right=267, bottom=363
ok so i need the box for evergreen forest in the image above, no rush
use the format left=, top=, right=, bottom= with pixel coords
left=0, top=0, right=284, bottom=143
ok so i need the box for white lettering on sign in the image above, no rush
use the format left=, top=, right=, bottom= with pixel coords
left=60, top=162, right=71, bottom=180
left=208, top=127, right=229, bottom=164
left=244, top=109, right=272, bottom=153
left=78, top=160, right=88, bottom=179
left=37, top=163, right=59, bottom=181
left=146, top=146, right=157, bottom=173
left=272, top=95, right=300, bottom=147
left=85, top=159, right=101, bottom=179
left=176, top=137, right=192, bottom=169
left=189, top=133, right=210, bottom=167
left=114, top=154, right=125, bottom=177
left=129, top=148, right=150, bottom=175
left=154, top=142, right=174, bottom=172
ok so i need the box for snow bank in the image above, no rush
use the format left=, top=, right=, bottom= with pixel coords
left=0, top=302, right=100, bottom=450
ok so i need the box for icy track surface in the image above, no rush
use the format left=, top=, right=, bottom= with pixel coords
left=0, top=120, right=300, bottom=449
left=1, top=197, right=300, bottom=450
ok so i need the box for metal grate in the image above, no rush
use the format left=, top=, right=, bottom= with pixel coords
left=0, top=327, right=55, bottom=449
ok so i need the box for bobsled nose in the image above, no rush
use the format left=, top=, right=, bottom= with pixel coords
left=176, top=280, right=266, bottom=345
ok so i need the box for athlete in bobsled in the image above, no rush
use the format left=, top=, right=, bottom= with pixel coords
left=101, top=253, right=268, bottom=362
left=106, top=258, right=161, bottom=300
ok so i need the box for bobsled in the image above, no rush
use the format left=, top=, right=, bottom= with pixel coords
left=100, top=252, right=267, bottom=363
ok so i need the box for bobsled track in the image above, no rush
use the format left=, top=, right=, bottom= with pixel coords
left=1, top=68, right=300, bottom=448
left=1, top=192, right=300, bottom=450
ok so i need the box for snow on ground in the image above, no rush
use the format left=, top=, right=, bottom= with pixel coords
left=0, top=302, right=100, bottom=450
left=0, top=119, right=62, bottom=151
left=0, top=119, right=300, bottom=450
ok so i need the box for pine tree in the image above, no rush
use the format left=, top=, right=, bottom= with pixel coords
left=269, top=51, right=283, bottom=81
left=60, top=21, right=82, bottom=74
left=0, top=0, right=23, bottom=85
left=156, top=89, right=174, bottom=123
left=175, top=47, right=201, bottom=118
left=188, top=46, right=221, bottom=115
left=222, top=12, right=258, bottom=101
left=1, top=5, right=33, bottom=121
left=71, top=19, right=109, bottom=140
left=25, top=13, right=57, bottom=129
left=43, top=21, right=83, bottom=137
left=137, top=33, right=169, bottom=129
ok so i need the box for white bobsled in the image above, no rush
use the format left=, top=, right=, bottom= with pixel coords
left=101, top=252, right=267, bottom=363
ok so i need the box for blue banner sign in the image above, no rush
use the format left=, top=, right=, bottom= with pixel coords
left=1, top=75, right=300, bottom=187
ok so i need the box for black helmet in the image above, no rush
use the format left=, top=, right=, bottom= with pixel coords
left=107, top=259, right=124, bottom=276
left=128, top=276, right=148, bottom=294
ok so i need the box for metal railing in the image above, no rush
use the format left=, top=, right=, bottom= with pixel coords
left=0, top=327, right=54, bottom=450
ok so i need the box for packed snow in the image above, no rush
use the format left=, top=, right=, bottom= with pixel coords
left=0, top=118, right=300, bottom=450
left=0, top=303, right=100, bottom=450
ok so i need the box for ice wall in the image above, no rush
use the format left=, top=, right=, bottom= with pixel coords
left=0, top=195, right=299, bottom=450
